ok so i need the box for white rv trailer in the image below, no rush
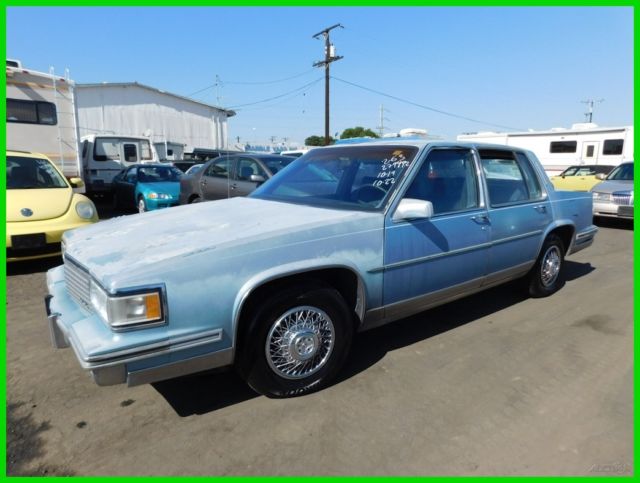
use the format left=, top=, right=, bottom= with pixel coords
left=458, top=123, right=633, bottom=176
left=80, top=134, right=159, bottom=193
left=6, top=60, right=82, bottom=181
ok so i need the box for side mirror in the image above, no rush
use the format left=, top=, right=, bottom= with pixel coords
left=250, top=174, right=266, bottom=183
left=595, top=173, right=606, bottom=180
left=69, top=177, right=84, bottom=188
left=392, top=198, right=434, bottom=222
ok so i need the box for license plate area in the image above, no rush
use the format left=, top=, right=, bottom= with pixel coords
left=11, top=233, right=46, bottom=249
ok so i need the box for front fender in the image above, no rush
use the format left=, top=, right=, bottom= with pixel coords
left=231, top=260, right=368, bottom=353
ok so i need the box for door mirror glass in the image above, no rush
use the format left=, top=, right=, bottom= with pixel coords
left=392, top=198, right=434, bottom=222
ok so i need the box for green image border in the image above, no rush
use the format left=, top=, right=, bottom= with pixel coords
left=1, top=1, right=635, bottom=479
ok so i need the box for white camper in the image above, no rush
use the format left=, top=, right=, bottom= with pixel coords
left=80, top=134, right=159, bottom=193
left=458, top=124, right=633, bottom=176
left=6, top=60, right=82, bottom=181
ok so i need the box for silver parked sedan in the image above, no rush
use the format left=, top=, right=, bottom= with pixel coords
left=179, top=153, right=295, bottom=204
left=591, top=161, right=634, bottom=219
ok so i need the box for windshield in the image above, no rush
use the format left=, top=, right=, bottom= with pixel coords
left=251, top=145, right=419, bottom=210
left=606, top=163, right=633, bottom=181
left=138, top=165, right=182, bottom=182
left=7, top=155, right=68, bottom=189
left=263, top=156, right=295, bottom=174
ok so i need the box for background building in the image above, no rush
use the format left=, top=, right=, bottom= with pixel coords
left=75, top=82, right=235, bottom=156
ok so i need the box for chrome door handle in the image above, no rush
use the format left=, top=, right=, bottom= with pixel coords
left=534, top=204, right=547, bottom=213
left=471, top=214, right=490, bottom=224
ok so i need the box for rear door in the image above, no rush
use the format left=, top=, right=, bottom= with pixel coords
left=479, top=149, right=552, bottom=284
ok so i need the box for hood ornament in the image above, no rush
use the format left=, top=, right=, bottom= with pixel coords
left=21, top=208, right=33, bottom=217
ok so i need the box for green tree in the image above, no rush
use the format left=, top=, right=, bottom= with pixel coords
left=340, top=126, right=379, bottom=140
left=304, top=135, right=334, bottom=146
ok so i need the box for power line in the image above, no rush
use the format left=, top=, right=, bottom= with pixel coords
left=332, top=76, right=524, bottom=132
left=223, top=69, right=316, bottom=85
left=185, top=69, right=316, bottom=98
left=227, top=77, right=323, bottom=109
left=233, top=82, right=319, bottom=112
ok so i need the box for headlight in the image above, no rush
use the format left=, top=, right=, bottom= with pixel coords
left=592, top=192, right=611, bottom=201
left=76, top=201, right=96, bottom=219
left=147, top=193, right=171, bottom=200
left=90, top=281, right=164, bottom=329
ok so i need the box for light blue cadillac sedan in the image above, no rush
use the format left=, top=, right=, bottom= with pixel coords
left=46, top=141, right=597, bottom=397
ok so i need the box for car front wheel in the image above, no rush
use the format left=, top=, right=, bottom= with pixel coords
left=137, top=196, right=147, bottom=213
left=237, top=284, right=353, bottom=398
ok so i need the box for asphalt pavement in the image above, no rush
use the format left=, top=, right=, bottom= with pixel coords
left=6, top=212, right=634, bottom=476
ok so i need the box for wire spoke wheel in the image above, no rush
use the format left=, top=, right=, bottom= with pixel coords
left=540, top=245, right=561, bottom=287
left=265, top=306, right=335, bottom=380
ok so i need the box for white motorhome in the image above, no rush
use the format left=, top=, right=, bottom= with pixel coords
left=80, top=134, right=159, bottom=193
left=6, top=60, right=82, bottom=181
left=458, top=124, right=633, bottom=176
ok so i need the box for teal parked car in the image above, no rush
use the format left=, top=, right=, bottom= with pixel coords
left=112, top=164, right=182, bottom=213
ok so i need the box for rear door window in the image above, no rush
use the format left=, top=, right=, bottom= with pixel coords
left=480, top=150, right=543, bottom=206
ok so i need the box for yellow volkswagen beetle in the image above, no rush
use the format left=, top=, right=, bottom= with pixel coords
left=6, top=151, right=98, bottom=262
left=551, top=164, right=615, bottom=192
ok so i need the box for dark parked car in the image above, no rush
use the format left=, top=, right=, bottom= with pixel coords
left=179, top=153, right=295, bottom=204
left=112, top=164, right=183, bottom=213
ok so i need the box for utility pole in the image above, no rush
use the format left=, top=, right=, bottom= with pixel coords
left=581, top=98, right=604, bottom=123
left=313, top=23, right=344, bottom=145
left=377, top=104, right=390, bottom=137
left=215, top=74, right=222, bottom=106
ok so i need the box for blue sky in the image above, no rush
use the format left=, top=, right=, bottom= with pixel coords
left=6, top=6, right=633, bottom=147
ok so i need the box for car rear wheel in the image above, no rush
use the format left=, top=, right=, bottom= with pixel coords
left=189, top=196, right=201, bottom=204
left=237, top=284, right=353, bottom=398
left=526, top=233, right=565, bottom=298
left=137, top=196, right=147, bottom=213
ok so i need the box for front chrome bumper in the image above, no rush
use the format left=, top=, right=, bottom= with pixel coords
left=45, top=266, right=233, bottom=386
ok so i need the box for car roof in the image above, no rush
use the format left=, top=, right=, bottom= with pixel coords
left=7, top=150, right=51, bottom=159
left=309, top=139, right=532, bottom=152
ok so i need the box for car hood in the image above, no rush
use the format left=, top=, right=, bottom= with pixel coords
left=139, top=181, right=181, bottom=196
left=6, top=188, right=72, bottom=222
left=63, top=197, right=380, bottom=284
left=591, top=180, right=634, bottom=193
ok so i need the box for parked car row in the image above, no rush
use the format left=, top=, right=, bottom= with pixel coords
left=109, top=153, right=296, bottom=213
left=6, top=148, right=632, bottom=264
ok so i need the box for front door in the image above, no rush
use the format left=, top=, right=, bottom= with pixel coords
left=200, top=156, right=234, bottom=200
left=233, top=157, right=269, bottom=196
left=383, top=148, right=490, bottom=320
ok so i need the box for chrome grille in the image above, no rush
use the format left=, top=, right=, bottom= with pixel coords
left=64, top=258, right=92, bottom=311
left=612, top=193, right=632, bottom=206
